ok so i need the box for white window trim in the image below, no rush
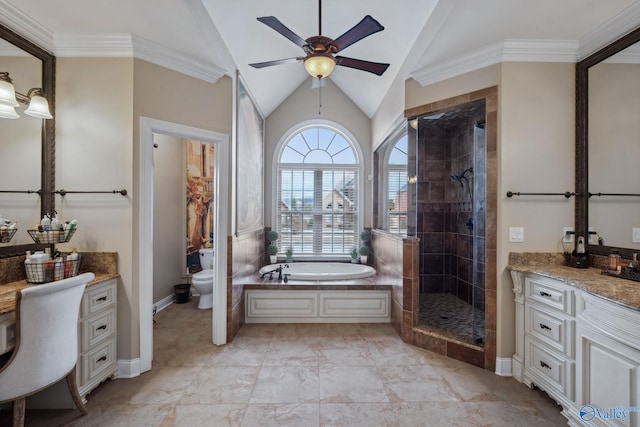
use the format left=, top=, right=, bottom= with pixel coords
left=272, top=119, right=364, bottom=256
left=380, top=127, right=408, bottom=233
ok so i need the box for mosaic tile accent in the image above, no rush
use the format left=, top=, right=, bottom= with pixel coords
left=419, top=293, right=485, bottom=346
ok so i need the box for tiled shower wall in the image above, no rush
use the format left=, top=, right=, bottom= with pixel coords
left=417, top=108, right=486, bottom=314
left=228, top=228, right=265, bottom=341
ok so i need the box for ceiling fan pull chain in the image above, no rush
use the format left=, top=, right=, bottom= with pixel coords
left=318, top=81, right=322, bottom=115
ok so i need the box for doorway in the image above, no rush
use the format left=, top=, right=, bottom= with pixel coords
left=138, top=117, right=229, bottom=374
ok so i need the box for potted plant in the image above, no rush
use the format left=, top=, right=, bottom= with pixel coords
left=359, top=229, right=371, bottom=264
left=267, top=230, right=279, bottom=244
left=350, top=247, right=359, bottom=263
left=267, top=244, right=278, bottom=264
left=286, top=247, right=293, bottom=263
left=358, top=245, right=370, bottom=264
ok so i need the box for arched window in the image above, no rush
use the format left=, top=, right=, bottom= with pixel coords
left=275, top=123, right=362, bottom=257
left=387, top=134, right=408, bottom=235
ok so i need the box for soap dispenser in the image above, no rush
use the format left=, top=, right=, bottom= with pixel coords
left=570, top=236, right=589, bottom=269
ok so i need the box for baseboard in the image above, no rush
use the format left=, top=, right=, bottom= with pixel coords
left=118, top=358, right=141, bottom=379
left=495, top=357, right=513, bottom=377
left=154, top=293, right=175, bottom=314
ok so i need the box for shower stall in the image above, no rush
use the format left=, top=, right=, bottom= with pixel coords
left=413, top=100, right=486, bottom=346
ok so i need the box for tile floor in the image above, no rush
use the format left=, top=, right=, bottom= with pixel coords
left=12, top=297, right=566, bottom=426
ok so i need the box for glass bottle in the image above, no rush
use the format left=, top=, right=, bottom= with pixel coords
left=608, top=250, right=621, bottom=273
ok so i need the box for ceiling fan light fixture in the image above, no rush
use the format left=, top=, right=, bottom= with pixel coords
left=304, top=54, right=335, bottom=79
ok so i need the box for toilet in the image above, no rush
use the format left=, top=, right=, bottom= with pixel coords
left=191, top=248, right=214, bottom=309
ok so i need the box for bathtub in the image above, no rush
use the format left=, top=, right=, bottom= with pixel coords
left=259, top=262, right=376, bottom=281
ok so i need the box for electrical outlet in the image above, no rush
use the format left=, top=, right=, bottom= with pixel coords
left=633, top=228, right=640, bottom=243
left=563, top=227, right=574, bottom=243
left=509, top=227, right=524, bottom=243
left=588, top=227, right=597, bottom=244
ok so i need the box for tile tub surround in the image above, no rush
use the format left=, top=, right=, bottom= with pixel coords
left=9, top=299, right=566, bottom=427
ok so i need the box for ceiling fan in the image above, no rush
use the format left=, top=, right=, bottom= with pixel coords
left=249, top=0, right=390, bottom=80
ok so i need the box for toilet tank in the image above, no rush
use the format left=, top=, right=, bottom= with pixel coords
left=198, top=248, right=214, bottom=270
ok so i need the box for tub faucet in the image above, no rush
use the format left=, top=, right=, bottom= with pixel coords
left=261, top=264, right=289, bottom=281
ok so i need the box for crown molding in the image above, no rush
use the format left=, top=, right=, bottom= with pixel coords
left=0, top=0, right=54, bottom=53
left=577, top=2, right=640, bottom=61
left=410, top=39, right=579, bottom=87
left=53, top=33, right=226, bottom=84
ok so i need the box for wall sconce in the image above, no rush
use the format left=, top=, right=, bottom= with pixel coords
left=407, top=175, right=417, bottom=184
left=0, top=72, right=53, bottom=119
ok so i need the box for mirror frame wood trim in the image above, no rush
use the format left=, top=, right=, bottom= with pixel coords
left=0, top=23, right=54, bottom=257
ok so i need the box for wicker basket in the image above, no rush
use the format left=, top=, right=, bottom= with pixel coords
left=24, top=255, right=82, bottom=284
left=0, top=228, right=17, bottom=243
left=27, top=227, right=77, bottom=244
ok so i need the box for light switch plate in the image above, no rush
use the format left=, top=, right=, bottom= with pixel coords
left=633, top=228, right=640, bottom=243
left=509, top=227, right=524, bottom=243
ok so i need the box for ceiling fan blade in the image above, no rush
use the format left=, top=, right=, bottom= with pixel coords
left=335, top=56, right=389, bottom=76
left=249, top=57, right=303, bottom=69
left=333, top=15, right=384, bottom=52
left=257, top=16, right=307, bottom=48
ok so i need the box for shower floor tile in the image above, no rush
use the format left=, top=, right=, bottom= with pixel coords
left=419, top=293, right=485, bottom=346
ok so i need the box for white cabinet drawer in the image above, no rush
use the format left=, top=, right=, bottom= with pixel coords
left=526, top=303, right=574, bottom=357
left=79, top=339, right=117, bottom=385
left=0, top=312, right=16, bottom=355
left=525, top=338, right=574, bottom=401
left=80, top=309, right=116, bottom=352
left=525, top=276, right=575, bottom=315
left=81, top=279, right=116, bottom=317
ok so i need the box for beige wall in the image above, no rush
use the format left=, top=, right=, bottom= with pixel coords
left=404, top=62, right=575, bottom=360
left=152, top=134, right=185, bottom=303
left=56, top=57, right=232, bottom=360
left=264, top=77, right=373, bottom=227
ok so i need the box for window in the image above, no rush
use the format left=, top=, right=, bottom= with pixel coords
left=387, top=135, right=408, bottom=234
left=374, top=127, right=409, bottom=235
left=276, top=124, right=361, bottom=257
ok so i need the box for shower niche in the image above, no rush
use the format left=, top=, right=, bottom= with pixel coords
left=411, top=99, right=487, bottom=347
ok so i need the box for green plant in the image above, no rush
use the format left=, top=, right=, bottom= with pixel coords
left=360, top=229, right=371, bottom=242
left=350, top=248, right=359, bottom=259
left=286, top=247, right=293, bottom=257
left=358, top=246, right=370, bottom=256
left=267, top=230, right=279, bottom=242
left=267, top=244, right=278, bottom=256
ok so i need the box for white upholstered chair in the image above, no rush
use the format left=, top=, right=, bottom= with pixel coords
left=0, top=272, right=95, bottom=427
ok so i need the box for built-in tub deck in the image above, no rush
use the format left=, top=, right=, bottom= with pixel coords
left=244, top=274, right=396, bottom=323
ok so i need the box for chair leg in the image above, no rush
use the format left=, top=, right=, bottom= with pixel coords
left=66, top=369, right=88, bottom=416
left=12, top=397, right=25, bottom=427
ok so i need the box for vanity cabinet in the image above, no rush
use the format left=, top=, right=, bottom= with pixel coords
left=576, top=292, right=640, bottom=427
left=511, top=270, right=640, bottom=426
left=518, top=274, right=577, bottom=408
left=77, top=278, right=118, bottom=400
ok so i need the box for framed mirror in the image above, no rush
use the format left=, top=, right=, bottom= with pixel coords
left=576, top=26, right=640, bottom=257
left=0, top=23, right=55, bottom=257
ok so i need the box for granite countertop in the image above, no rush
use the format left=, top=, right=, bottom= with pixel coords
left=507, top=261, right=640, bottom=311
left=0, top=273, right=119, bottom=315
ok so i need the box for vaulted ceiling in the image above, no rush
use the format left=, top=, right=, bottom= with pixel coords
left=1, top=0, right=638, bottom=118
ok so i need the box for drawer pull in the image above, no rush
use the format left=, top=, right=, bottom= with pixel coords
left=96, top=296, right=108, bottom=302
left=539, top=323, right=552, bottom=331
left=96, top=355, right=107, bottom=364
left=539, top=291, right=552, bottom=297
left=539, top=360, right=551, bottom=369
left=96, top=325, right=107, bottom=331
